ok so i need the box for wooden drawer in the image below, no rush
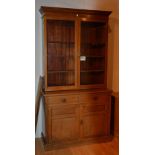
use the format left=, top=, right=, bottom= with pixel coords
left=50, top=105, right=78, bottom=118
left=82, top=104, right=106, bottom=114
left=46, top=95, right=78, bottom=105
left=79, top=93, right=110, bottom=104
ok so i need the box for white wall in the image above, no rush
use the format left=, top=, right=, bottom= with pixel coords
left=35, top=0, right=118, bottom=137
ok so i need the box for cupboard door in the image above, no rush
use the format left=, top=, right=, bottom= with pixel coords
left=80, top=101, right=110, bottom=138
left=45, top=19, right=77, bottom=91
left=80, top=20, right=108, bottom=88
left=81, top=113, right=107, bottom=138
left=48, top=104, right=79, bottom=143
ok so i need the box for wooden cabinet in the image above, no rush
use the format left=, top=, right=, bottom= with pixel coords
left=39, top=6, right=112, bottom=150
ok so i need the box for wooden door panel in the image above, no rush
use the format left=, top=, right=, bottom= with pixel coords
left=82, top=113, right=106, bottom=138
left=48, top=104, right=80, bottom=143
left=46, top=94, right=78, bottom=105
left=51, top=117, right=79, bottom=142
left=82, top=105, right=106, bottom=114
left=79, top=94, right=109, bottom=104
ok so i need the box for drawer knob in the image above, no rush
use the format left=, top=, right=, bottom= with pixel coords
left=93, top=96, right=98, bottom=100
left=62, top=98, right=66, bottom=102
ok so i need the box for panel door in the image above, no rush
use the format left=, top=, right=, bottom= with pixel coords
left=48, top=104, right=80, bottom=143
left=80, top=104, right=108, bottom=138
left=82, top=113, right=106, bottom=138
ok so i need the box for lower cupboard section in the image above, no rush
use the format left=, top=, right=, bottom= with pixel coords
left=44, top=92, right=112, bottom=148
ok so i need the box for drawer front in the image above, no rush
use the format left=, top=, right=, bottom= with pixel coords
left=82, top=104, right=106, bottom=114
left=79, top=93, right=110, bottom=104
left=50, top=105, right=78, bottom=118
left=46, top=95, right=78, bottom=105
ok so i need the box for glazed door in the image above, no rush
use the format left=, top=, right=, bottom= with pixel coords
left=45, top=18, right=78, bottom=91
left=79, top=19, right=108, bottom=89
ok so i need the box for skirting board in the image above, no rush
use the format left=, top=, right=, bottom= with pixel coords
left=41, top=132, right=113, bottom=151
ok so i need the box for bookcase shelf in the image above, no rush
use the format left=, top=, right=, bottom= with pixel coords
left=48, top=70, right=74, bottom=73
left=48, top=41, right=75, bottom=44
left=82, top=56, right=104, bottom=58
left=81, top=70, right=104, bottom=72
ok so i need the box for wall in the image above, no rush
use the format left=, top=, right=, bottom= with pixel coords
left=35, top=0, right=119, bottom=137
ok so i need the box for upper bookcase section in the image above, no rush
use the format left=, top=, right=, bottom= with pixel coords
left=40, top=6, right=112, bottom=91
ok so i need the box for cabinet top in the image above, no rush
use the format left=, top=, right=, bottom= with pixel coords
left=39, top=6, right=112, bottom=16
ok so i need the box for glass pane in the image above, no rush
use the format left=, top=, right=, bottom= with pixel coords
left=80, top=21, right=106, bottom=85
left=47, top=20, right=75, bottom=86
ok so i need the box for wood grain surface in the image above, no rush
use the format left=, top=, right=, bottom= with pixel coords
left=35, top=136, right=118, bottom=155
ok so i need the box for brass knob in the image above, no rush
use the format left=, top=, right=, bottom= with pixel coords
left=62, top=98, right=66, bottom=102
left=93, top=96, right=98, bottom=100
